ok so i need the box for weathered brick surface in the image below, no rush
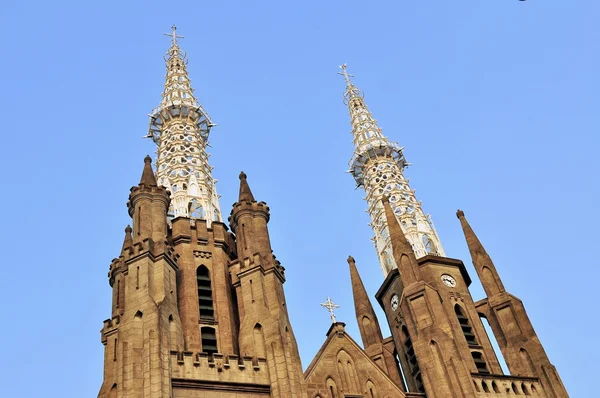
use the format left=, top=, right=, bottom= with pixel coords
left=97, top=159, right=568, bottom=398
left=304, top=323, right=406, bottom=397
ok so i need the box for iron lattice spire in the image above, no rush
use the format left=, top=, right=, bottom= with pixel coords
left=339, top=64, right=445, bottom=276
left=146, top=26, right=222, bottom=224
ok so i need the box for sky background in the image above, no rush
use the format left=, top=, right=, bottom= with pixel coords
left=0, top=1, right=598, bottom=396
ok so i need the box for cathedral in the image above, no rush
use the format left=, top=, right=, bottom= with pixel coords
left=97, top=27, right=569, bottom=398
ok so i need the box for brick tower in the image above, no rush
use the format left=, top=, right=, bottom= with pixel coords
left=97, top=28, right=570, bottom=398
left=97, top=27, right=306, bottom=398
left=338, top=66, right=569, bottom=397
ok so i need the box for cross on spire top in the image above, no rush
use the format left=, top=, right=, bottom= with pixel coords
left=165, top=25, right=184, bottom=46
left=338, top=63, right=354, bottom=86
left=320, top=297, right=340, bottom=323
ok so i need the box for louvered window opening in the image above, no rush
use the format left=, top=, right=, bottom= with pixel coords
left=197, top=266, right=214, bottom=321
left=402, top=327, right=425, bottom=393
left=455, top=305, right=489, bottom=374
left=201, top=327, right=218, bottom=354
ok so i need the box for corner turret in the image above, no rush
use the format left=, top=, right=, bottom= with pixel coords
left=229, top=171, right=272, bottom=265
left=127, top=155, right=170, bottom=243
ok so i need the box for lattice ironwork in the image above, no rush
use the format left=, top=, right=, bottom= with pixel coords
left=340, top=64, right=445, bottom=275
left=146, top=26, right=222, bottom=225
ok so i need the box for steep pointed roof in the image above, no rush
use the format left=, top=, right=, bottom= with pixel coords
left=121, top=225, right=133, bottom=253
left=304, top=322, right=406, bottom=396
left=382, top=196, right=411, bottom=254
left=347, top=256, right=383, bottom=349
left=238, top=171, right=255, bottom=202
left=140, top=155, right=157, bottom=186
left=338, top=64, right=389, bottom=150
left=457, top=210, right=506, bottom=295
left=382, top=196, right=421, bottom=283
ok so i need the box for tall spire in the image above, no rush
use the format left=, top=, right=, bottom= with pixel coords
left=340, top=64, right=445, bottom=276
left=456, top=210, right=506, bottom=296
left=347, top=255, right=383, bottom=349
left=146, top=26, right=222, bottom=224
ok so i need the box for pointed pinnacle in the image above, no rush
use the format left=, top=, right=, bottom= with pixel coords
left=238, top=171, right=255, bottom=202
left=347, top=256, right=369, bottom=307
left=347, top=254, right=383, bottom=348
left=456, top=209, right=506, bottom=295
left=140, top=155, right=158, bottom=186
left=382, top=196, right=411, bottom=253
left=122, top=225, right=133, bottom=252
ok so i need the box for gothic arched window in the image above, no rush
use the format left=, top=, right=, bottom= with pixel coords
left=402, top=326, right=425, bottom=393
left=423, top=234, right=436, bottom=254
left=455, top=305, right=489, bottom=374
left=189, top=199, right=204, bottom=219
left=197, top=266, right=214, bottom=321
left=326, top=377, right=338, bottom=398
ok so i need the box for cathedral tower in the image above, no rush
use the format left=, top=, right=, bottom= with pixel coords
left=342, top=66, right=569, bottom=397
left=98, top=27, right=307, bottom=398
left=457, top=210, right=569, bottom=397
left=340, top=64, right=444, bottom=275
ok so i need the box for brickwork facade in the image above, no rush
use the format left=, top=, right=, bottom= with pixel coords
left=97, top=31, right=568, bottom=398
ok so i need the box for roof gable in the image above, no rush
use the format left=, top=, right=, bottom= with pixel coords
left=305, top=323, right=406, bottom=398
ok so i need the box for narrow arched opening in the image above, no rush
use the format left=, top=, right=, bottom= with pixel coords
left=479, top=313, right=510, bottom=374
left=401, top=325, right=424, bottom=393
left=189, top=199, right=204, bottom=219
left=422, top=234, right=437, bottom=254
left=455, top=305, right=489, bottom=374
left=196, top=265, right=214, bottom=321
left=482, top=381, right=490, bottom=393
left=492, top=381, right=500, bottom=393
left=326, top=377, right=337, bottom=398
left=253, top=323, right=266, bottom=358
left=512, top=382, right=519, bottom=394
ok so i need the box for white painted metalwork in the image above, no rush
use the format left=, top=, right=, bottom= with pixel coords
left=320, top=297, right=340, bottom=323
left=339, top=64, right=445, bottom=276
left=146, top=26, right=222, bottom=225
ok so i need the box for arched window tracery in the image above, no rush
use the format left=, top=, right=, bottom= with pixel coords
left=189, top=199, right=204, bottom=219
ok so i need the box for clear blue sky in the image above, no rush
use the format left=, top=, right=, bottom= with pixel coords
left=0, top=1, right=597, bottom=396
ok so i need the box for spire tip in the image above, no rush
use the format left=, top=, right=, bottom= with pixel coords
left=456, top=209, right=465, bottom=219
left=338, top=63, right=354, bottom=86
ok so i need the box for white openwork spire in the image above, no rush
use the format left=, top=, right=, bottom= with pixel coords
left=146, top=26, right=222, bottom=225
left=339, top=64, right=445, bottom=276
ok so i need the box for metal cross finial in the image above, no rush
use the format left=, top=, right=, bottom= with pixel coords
left=338, top=63, right=354, bottom=86
left=165, top=25, right=184, bottom=46
left=320, top=297, right=340, bottom=323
